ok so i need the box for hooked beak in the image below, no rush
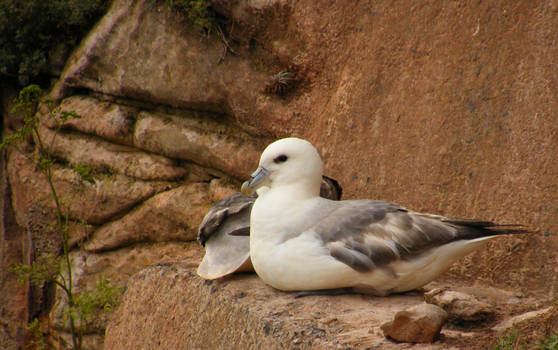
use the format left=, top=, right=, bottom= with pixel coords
left=241, top=167, right=270, bottom=195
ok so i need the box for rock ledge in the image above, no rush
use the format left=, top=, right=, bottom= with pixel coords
left=105, top=260, right=453, bottom=350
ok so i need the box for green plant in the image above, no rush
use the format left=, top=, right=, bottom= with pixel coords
left=491, top=330, right=558, bottom=350
left=537, top=333, right=558, bottom=350
left=151, top=0, right=235, bottom=62
left=3, top=85, right=122, bottom=350
left=493, top=330, right=524, bottom=350
left=73, top=163, right=95, bottom=185
left=0, top=0, right=108, bottom=86
left=24, top=317, right=52, bottom=350
left=73, top=276, right=123, bottom=325
left=161, top=0, right=216, bottom=32
left=264, top=71, right=296, bottom=96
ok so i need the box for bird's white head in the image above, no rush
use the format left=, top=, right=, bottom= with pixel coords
left=241, top=137, right=323, bottom=198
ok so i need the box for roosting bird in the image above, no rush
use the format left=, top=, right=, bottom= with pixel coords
left=240, top=137, right=528, bottom=296
left=197, top=176, right=342, bottom=280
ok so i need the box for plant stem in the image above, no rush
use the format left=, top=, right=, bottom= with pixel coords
left=32, top=122, right=81, bottom=350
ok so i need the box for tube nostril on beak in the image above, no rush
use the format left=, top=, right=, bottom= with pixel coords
left=241, top=167, right=270, bottom=195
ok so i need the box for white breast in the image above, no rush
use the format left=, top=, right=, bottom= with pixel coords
left=249, top=192, right=356, bottom=290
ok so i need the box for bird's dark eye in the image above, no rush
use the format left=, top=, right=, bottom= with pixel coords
left=273, top=154, right=288, bottom=163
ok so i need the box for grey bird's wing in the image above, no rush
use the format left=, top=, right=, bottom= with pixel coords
left=197, top=193, right=254, bottom=246
left=197, top=193, right=254, bottom=279
left=196, top=176, right=344, bottom=279
left=314, top=200, right=528, bottom=272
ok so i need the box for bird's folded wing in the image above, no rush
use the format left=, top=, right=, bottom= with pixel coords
left=314, top=200, right=482, bottom=272
left=197, top=193, right=255, bottom=246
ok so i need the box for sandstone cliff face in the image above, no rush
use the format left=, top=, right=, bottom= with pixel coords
left=1, top=0, right=557, bottom=349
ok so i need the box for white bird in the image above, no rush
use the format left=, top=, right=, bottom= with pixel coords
left=241, top=137, right=527, bottom=296
left=196, top=176, right=342, bottom=280
left=198, top=176, right=342, bottom=249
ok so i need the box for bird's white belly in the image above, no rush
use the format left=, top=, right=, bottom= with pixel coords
left=250, top=230, right=360, bottom=291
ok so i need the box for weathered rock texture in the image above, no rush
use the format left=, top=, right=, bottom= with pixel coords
left=51, top=243, right=198, bottom=346
left=425, top=288, right=494, bottom=323
left=1, top=0, right=558, bottom=349
left=491, top=306, right=555, bottom=333
left=0, top=85, right=32, bottom=350
left=381, top=303, right=448, bottom=343
left=106, top=261, right=450, bottom=350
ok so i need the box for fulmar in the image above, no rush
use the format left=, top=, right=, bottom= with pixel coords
left=197, top=176, right=342, bottom=279
left=241, top=137, right=528, bottom=296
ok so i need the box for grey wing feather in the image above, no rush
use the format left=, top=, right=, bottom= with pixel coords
left=320, top=176, right=343, bottom=200
left=317, top=200, right=528, bottom=272
left=199, top=175, right=342, bottom=246
left=197, top=193, right=255, bottom=246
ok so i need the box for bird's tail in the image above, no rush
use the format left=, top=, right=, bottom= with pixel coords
left=443, top=218, right=531, bottom=240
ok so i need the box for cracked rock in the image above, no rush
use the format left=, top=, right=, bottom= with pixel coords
left=85, top=183, right=214, bottom=251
